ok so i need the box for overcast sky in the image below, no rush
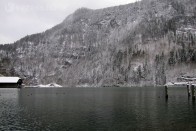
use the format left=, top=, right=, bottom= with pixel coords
left=0, top=0, right=138, bottom=44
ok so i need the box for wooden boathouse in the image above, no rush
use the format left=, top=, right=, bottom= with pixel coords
left=0, top=77, right=23, bottom=88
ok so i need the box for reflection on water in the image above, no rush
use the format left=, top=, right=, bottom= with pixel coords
left=0, top=87, right=196, bottom=131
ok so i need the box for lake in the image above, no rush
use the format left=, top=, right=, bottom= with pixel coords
left=0, top=87, right=196, bottom=131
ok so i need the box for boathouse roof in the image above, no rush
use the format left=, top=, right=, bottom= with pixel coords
left=0, top=77, right=22, bottom=83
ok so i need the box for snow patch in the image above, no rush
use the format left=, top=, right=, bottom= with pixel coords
left=76, top=83, right=90, bottom=88
left=37, top=83, right=62, bottom=88
left=165, top=82, right=196, bottom=87
left=133, top=63, right=143, bottom=71
left=165, top=82, right=174, bottom=86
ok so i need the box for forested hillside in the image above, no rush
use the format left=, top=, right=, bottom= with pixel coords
left=0, top=0, right=196, bottom=87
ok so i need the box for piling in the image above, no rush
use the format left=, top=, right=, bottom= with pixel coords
left=187, top=84, right=191, bottom=98
left=165, top=86, right=168, bottom=99
left=191, top=85, right=195, bottom=101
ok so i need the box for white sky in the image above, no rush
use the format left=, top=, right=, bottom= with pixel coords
left=0, top=0, right=138, bottom=44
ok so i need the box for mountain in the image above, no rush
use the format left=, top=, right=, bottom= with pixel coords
left=0, top=0, right=196, bottom=87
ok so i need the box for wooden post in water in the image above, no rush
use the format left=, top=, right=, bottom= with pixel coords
left=165, top=86, right=168, bottom=99
left=187, top=84, right=191, bottom=98
left=191, top=85, right=195, bottom=101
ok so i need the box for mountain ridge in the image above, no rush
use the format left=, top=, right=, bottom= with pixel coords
left=0, top=0, right=196, bottom=87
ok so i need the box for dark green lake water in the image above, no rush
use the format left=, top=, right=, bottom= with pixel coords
left=0, top=87, right=196, bottom=131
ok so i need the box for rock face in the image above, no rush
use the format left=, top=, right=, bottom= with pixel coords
left=0, top=0, right=196, bottom=87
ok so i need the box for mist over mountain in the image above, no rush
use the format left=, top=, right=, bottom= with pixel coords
left=0, top=0, right=196, bottom=87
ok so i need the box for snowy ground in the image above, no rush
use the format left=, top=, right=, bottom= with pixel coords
left=26, top=83, right=62, bottom=88
left=166, top=82, right=196, bottom=87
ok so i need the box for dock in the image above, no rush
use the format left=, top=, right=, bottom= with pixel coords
left=165, top=82, right=196, bottom=101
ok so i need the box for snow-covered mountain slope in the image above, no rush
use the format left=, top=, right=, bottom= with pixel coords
left=0, top=0, right=196, bottom=87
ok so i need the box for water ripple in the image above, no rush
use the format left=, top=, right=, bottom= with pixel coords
left=0, top=87, right=196, bottom=130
